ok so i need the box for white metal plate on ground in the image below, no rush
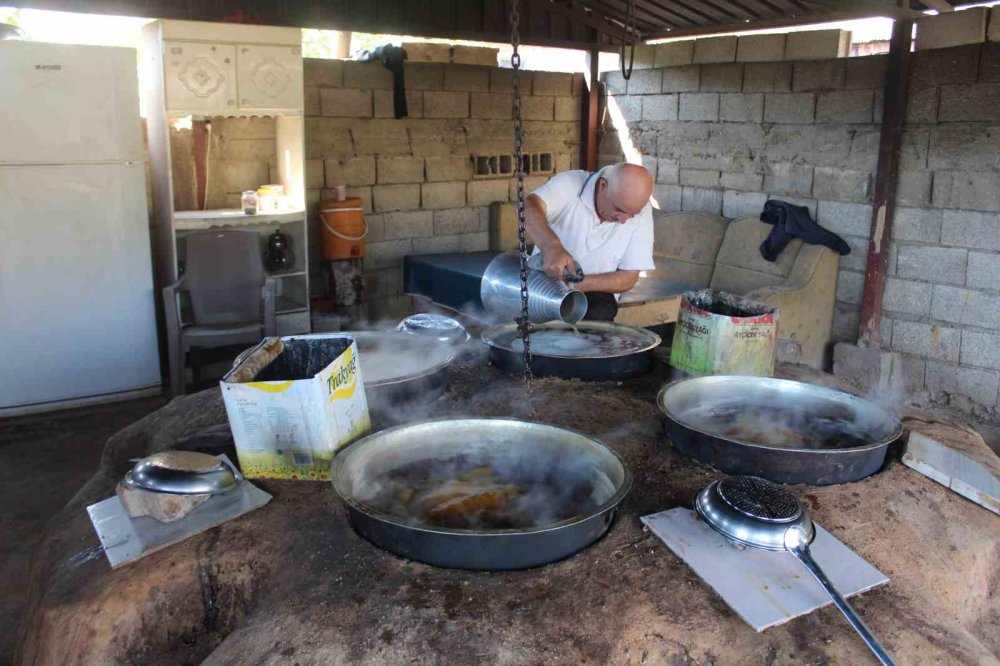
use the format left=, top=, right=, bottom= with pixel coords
left=641, top=508, right=888, bottom=632
left=903, top=431, right=1000, bottom=516
left=87, top=456, right=272, bottom=568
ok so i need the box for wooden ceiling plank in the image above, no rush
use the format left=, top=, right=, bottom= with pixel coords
left=545, top=1, right=632, bottom=39
left=631, top=0, right=698, bottom=28
left=596, top=0, right=662, bottom=33
left=667, top=0, right=737, bottom=22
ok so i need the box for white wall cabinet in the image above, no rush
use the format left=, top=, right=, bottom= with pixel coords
left=163, top=41, right=238, bottom=113
left=236, top=44, right=304, bottom=111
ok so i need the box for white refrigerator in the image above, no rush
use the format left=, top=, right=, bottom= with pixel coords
left=0, top=41, right=161, bottom=416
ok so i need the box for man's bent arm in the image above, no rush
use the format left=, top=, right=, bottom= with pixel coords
left=524, top=193, right=577, bottom=280
left=577, top=270, right=640, bottom=294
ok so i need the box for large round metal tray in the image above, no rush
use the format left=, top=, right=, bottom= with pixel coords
left=657, top=375, right=904, bottom=485
left=331, top=418, right=632, bottom=570
left=350, top=332, right=454, bottom=413
left=482, top=321, right=661, bottom=381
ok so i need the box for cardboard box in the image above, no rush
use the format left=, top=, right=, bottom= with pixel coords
left=221, top=335, right=371, bottom=480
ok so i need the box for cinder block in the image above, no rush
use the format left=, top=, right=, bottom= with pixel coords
left=376, top=156, right=424, bottom=184
left=720, top=93, right=764, bottom=122
left=412, top=234, right=462, bottom=255
left=628, top=44, right=657, bottom=70
left=362, top=213, right=385, bottom=243
left=320, top=88, right=372, bottom=117
left=344, top=186, right=372, bottom=213
left=722, top=190, right=767, bottom=218
left=915, top=7, right=988, bottom=51
left=832, top=303, right=861, bottom=343
left=928, top=125, right=1000, bottom=171
left=306, top=159, right=324, bottom=189
left=931, top=284, right=1000, bottom=329
left=422, top=181, right=466, bottom=209
left=911, top=45, right=980, bottom=87
left=403, top=43, right=451, bottom=63
left=602, top=71, right=627, bottom=95
left=681, top=187, right=723, bottom=215
left=343, top=61, right=393, bottom=89
left=892, top=320, right=962, bottom=362
left=764, top=162, right=813, bottom=197
left=967, top=251, right=1000, bottom=290
left=366, top=239, right=412, bottom=269
left=884, top=277, right=933, bottom=316
left=521, top=96, right=554, bottom=121
left=836, top=269, right=864, bottom=305
left=305, top=118, right=353, bottom=160
left=991, top=7, right=1000, bottom=43
left=325, top=156, right=375, bottom=187
left=793, top=60, right=846, bottom=92
left=812, top=166, right=870, bottom=202
left=700, top=63, right=743, bottom=92
left=373, top=90, right=422, bottom=118
left=382, top=210, right=434, bottom=240
left=423, top=91, right=469, bottom=118
left=611, top=95, right=642, bottom=123
left=897, top=245, right=968, bottom=285
left=657, top=158, right=680, bottom=184
left=489, top=67, right=514, bottom=93
left=785, top=30, right=851, bottom=61
left=816, top=200, right=872, bottom=237
left=962, top=330, right=1000, bottom=369
left=470, top=92, right=513, bottom=119
left=373, top=184, right=420, bottom=212
left=517, top=175, right=550, bottom=199
left=433, top=207, right=480, bottom=235
left=925, top=360, right=1000, bottom=407
left=409, top=119, right=468, bottom=157
left=845, top=55, right=886, bottom=89
left=425, top=155, right=472, bottom=182
left=466, top=179, right=509, bottom=206
left=693, top=36, right=737, bottom=64
left=572, top=73, right=585, bottom=97
left=304, top=86, right=320, bottom=116
left=642, top=94, right=678, bottom=121
left=406, top=63, right=445, bottom=91
left=679, top=93, right=719, bottom=121
left=895, top=171, right=933, bottom=208
left=720, top=171, right=764, bottom=191
left=833, top=343, right=911, bottom=393
left=304, top=58, right=343, bottom=87
left=625, top=69, right=662, bottom=95
left=350, top=120, right=411, bottom=155
left=942, top=209, right=1000, bottom=250
left=554, top=97, right=581, bottom=121
left=444, top=64, right=490, bottom=92
left=763, top=93, right=815, bottom=123
left=679, top=169, right=720, bottom=188
left=460, top=231, right=490, bottom=252
left=653, top=184, right=683, bottom=212
left=655, top=41, right=694, bottom=68
left=532, top=71, right=573, bottom=96
left=816, top=90, right=874, bottom=124
left=661, top=65, right=701, bottom=92
left=364, top=268, right=402, bottom=299
left=892, top=207, right=942, bottom=242
left=939, top=82, right=1000, bottom=122
left=932, top=171, right=1000, bottom=211
left=838, top=234, right=869, bottom=272
left=737, top=34, right=785, bottom=63
left=451, top=46, right=499, bottom=67
left=743, top=62, right=793, bottom=92
left=215, top=160, right=267, bottom=194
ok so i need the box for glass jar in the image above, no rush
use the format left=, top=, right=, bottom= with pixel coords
left=241, top=190, right=258, bottom=215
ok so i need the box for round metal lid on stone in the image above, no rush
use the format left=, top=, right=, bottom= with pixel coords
left=396, top=313, right=470, bottom=345
left=125, top=450, right=241, bottom=495
left=716, top=476, right=801, bottom=523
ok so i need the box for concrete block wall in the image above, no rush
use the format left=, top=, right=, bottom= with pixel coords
left=303, top=58, right=582, bottom=318
left=601, top=43, right=1000, bottom=419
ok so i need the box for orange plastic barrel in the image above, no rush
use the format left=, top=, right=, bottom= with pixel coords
left=319, top=197, right=368, bottom=260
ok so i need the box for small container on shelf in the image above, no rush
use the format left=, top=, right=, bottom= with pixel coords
left=241, top=190, right=258, bottom=215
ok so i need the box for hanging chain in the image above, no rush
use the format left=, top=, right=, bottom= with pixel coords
left=509, top=0, right=533, bottom=387
left=620, top=0, right=636, bottom=80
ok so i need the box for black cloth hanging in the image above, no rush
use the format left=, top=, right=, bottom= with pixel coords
left=362, top=45, right=408, bottom=119
left=758, top=199, right=851, bottom=263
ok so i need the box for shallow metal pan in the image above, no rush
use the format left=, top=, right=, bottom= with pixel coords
left=657, top=376, right=904, bottom=485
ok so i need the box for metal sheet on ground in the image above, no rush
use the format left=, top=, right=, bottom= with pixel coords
left=641, top=507, right=888, bottom=632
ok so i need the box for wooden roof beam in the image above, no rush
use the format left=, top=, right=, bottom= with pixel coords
left=919, top=0, right=953, bottom=11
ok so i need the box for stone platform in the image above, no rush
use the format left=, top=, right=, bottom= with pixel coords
left=15, top=359, right=1000, bottom=665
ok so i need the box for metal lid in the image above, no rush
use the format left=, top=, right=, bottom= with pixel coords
left=695, top=477, right=814, bottom=552
left=395, top=313, right=470, bottom=345
left=124, top=451, right=242, bottom=495
left=481, top=321, right=661, bottom=359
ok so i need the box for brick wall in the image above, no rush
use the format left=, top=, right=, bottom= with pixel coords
left=303, top=58, right=583, bottom=318
left=601, top=42, right=1000, bottom=419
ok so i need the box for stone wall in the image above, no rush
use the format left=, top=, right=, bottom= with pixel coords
left=601, top=41, right=1000, bottom=419
left=303, top=58, right=583, bottom=318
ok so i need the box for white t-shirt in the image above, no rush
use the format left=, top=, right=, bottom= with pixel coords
left=530, top=168, right=655, bottom=285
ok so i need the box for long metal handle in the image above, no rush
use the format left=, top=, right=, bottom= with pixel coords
left=791, top=546, right=895, bottom=666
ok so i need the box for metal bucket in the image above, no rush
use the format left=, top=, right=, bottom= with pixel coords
left=480, top=251, right=588, bottom=324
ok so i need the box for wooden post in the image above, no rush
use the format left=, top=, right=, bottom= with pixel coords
left=858, top=18, right=913, bottom=348
left=580, top=47, right=600, bottom=171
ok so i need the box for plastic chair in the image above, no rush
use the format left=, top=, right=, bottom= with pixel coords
left=163, top=230, right=276, bottom=395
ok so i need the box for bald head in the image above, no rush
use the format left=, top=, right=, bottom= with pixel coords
left=594, top=162, right=653, bottom=223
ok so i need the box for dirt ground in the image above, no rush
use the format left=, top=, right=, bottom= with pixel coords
left=14, top=355, right=1000, bottom=665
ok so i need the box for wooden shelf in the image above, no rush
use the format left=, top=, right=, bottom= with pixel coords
left=173, top=208, right=305, bottom=230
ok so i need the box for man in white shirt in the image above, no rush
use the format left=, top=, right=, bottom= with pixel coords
left=525, top=162, right=655, bottom=321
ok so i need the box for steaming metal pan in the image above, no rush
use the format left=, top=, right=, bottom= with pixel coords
left=658, top=376, right=903, bottom=485
left=331, top=418, right=632, bottom=570
left=351, top=332, right=454, bottom=415
left=482, top=321, right=661, bottom=381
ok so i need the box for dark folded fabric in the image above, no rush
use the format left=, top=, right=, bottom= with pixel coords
left=758, top=199, right=851, bottom=262
left=361, top=45, right=408, bottom=118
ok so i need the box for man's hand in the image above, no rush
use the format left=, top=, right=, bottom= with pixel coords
left=541, top=243, right=578, bottom=282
